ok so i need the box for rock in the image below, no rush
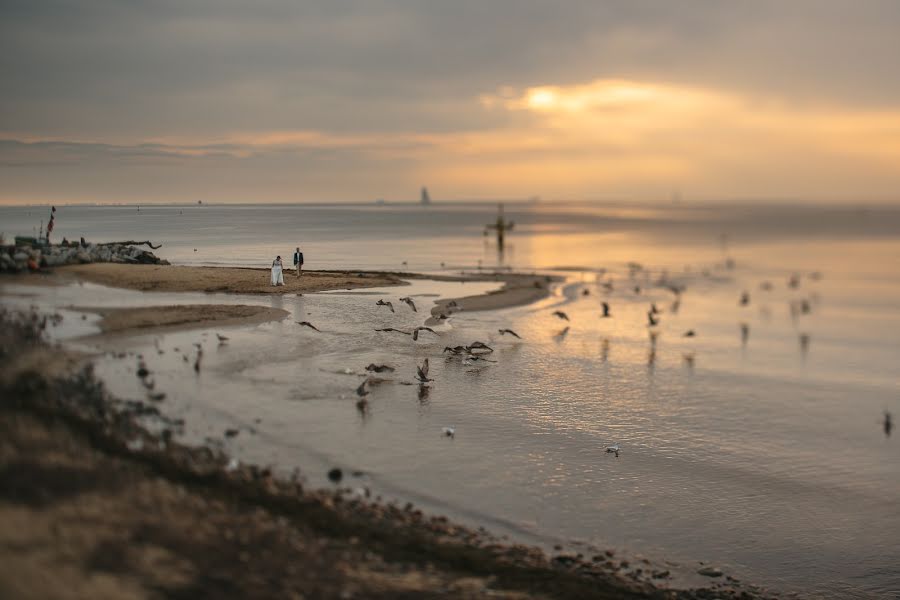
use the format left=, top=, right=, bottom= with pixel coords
left=698, top=566, right=724, bottom=577
left=13, top=252, right=28, bottom=262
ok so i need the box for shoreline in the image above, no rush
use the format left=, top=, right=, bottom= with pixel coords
left=0, top=310, right=759, bottom=600
left=75, top=304, right=290, bottom=338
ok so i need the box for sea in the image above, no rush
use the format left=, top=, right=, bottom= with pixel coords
left=2, top=201, right=899, bottom=598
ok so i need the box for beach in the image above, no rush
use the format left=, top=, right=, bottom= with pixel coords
left=2, top=202, right=899, bottom=599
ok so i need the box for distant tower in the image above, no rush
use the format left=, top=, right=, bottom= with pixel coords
left=420, top=187, right=431, bottom=205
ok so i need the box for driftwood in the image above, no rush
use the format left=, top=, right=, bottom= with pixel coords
left=98, top=240, right=162, bottom=250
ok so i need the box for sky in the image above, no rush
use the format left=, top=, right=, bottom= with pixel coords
left=2, top=0, right=900, bottom=205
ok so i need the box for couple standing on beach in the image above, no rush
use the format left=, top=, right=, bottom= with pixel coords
left=271, top=246, right=304, bottom=286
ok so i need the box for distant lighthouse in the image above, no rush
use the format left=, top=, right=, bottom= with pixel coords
left=420, top=186, right=431, bottom=205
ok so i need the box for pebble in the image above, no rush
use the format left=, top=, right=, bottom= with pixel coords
left=698, top=566, right=724, bottom=577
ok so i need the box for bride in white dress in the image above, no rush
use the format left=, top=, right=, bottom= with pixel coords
left=271, top=255, right=285, bottom=286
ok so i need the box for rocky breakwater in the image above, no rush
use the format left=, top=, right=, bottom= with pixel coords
left=0, top=240, right=169, bottom=273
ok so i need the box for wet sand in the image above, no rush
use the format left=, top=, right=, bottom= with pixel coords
left=0, top=313, right=726, bottom=600
left=58, top=263, right=406, bottom=295
left=78, top=304, right=289, bottom=336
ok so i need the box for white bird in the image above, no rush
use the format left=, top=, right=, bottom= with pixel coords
left=606, top=443, right=620, bottom=457
left=442, top=426, right=455, bottom=438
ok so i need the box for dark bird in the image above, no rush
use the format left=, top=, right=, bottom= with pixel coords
left=498, top=328, right=521, bottom=338
left=365, top=364, right=395, bottom=373
left=466, top=341, right=494, bottom=353
left=553, top=310, right=569, bottom=321
left=417, top=385, right=430, bottom=403
left=884, top=411, right=893, bottom=437
left=375, top=327, right=411, bottom=335
left=216, top=333, right=229, bottom=342
left=416, top=358, right=433, bottom=383
left=443, top=345, right=467, bottom=355
left=683, top=330, right=696, bottom=337
left=582, top=288, right=590, bottom=296
left=800, top=299, right=811, bottom=314
left=193, top=347, right=203, bottom=373
left=412, top=326, right=437, bottom=341
left=297, top=321, right=320, bottom=331
left=225, top=428, right=240, bottom=438
left=799, top=333, right=811, bottom=354
left=601, top=302, right=611, bottom=318
left=399, top=297, right=418, bottom=312
left=327, top=468, right=343, bottom=483
left=376, top=299, right=395, bottom=313
left=647, top=311, right=658, bottom=327
left=446, top=300, right=459, bottom=310
left=136, top=364, right=150, bottom=379
left=740, top=323, right=750, bottom=345
left=739, top=292, right=750, bottom=306
left=356, top=378, right=371, bottom=398
left=650, top=303, right=660, bottom=315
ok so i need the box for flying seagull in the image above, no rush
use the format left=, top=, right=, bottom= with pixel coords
left=412, top=326, right=437, bottom=341
left=399, top=297, right=417, bottom=312
left=376, top=299, right=395, bottom=313
left=356, top=378, right=371, bottom=398
left=375, top=327, right=411, bottom=335
left=297, top=321, right=320, bottom=331
left=647, top=311, right=659, bottom=327
left=415, top=358, right=433, bottom=383
left=553, top=310, right=570, bottom=321
left=466, top=341, right=494, bottom=353
left=498, top=328, right=521, bottom=338
left=365, top=364, right=395, bottom=373
left=443, top=345, right=467, bottom=355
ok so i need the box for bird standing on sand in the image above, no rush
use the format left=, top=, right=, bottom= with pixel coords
left=194, top=346, right=203, bottom=373
left=553, top=310, right=569, bottom=321
left=498, top=328, right=522, bottom=338
left=647, top=311, right=659, bottom=327
left=601, top=302, right=611, bottom=318
left=297, top=321, right=320, bottom=331
left=399, top=297, right=417, bottom=312
left=416, top=358, right=433, bottom=383
left=376, top=299, right=395, bottom=313
left=650, top=303, right=660, bottom=315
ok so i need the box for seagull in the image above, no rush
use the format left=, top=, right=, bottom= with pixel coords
left=739, top=292, right=750, bottom=306
left=443, top=345, right=467, bottom=355
left=446, top=300, right=459, bottom=310
left=297, top=321, right=320, bottom=331
left=365, top=364, right=395, bottom=373
left=376, top=299, right=395, bottom=313
left=216, top=333, right=229, bottom=342
left=647, top=311, right=659, bottom=327
left=415, top=358, right=433, bottom=383
left=553, top=310, right=569, bottom=321
left=740, top=323, right=750, bottom=345
left=884, top=411, right=893, bottom=437
left=606, top=443, right=620, bottom=457
left=650, top=303, right=660, bottom=315
left=601, top=302, right=611, bottom=318
left=683, top=330, right=696, bottom=337
left=582, top=288, right=590, bottom=296
left=683, top=352, right=696, bottom=368
left=412, top=326, right=437, bottom=341
left=193, top=347, right=203, bottom=373
left=442, top=426, right=456, bottom=438
left=375, top=327, right=411, bottom=335
left=498, top=328, right=521, bottom=338
left=465, top=341, right=494, bottom=353
left=224, top=428, right=240, bottom=438
left=356, top=378, right=371, bottom=397
left=399, top=297, right=417, bottom=312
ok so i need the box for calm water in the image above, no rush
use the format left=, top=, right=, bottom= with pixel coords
left=2, top=202, right=899, bottom=598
